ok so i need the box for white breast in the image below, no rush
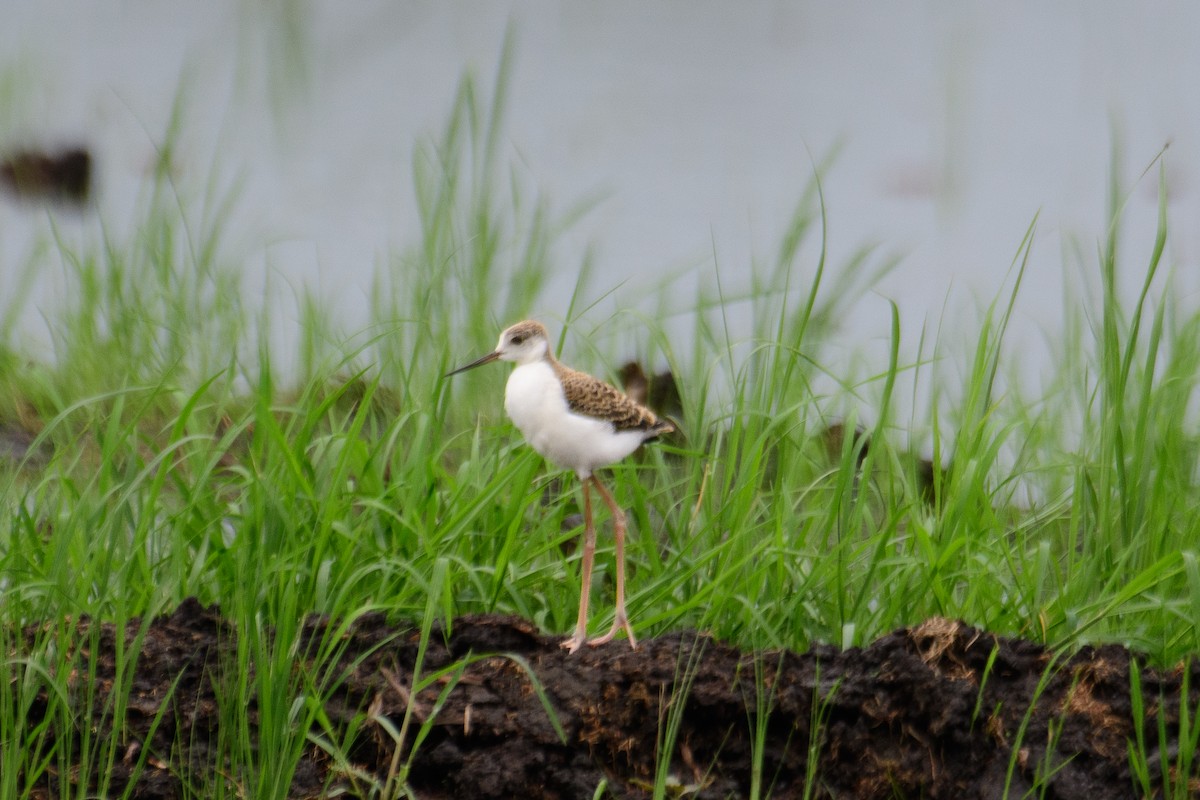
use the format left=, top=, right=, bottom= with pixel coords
left=504, top=361, right=648, bottom=478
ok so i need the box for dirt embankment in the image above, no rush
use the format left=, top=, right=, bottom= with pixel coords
left=16, top=600, right=1199, bottom=798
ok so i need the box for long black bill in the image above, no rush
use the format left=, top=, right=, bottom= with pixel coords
left=445, top=351, right=501, bottom=377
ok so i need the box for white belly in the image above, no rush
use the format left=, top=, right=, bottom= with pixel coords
left=504, top=362, right=646, bottom=478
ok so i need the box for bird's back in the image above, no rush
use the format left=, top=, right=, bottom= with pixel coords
left=554, top=363, right=672, bottom=437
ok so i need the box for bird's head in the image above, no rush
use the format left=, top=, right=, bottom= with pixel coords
left=445, top=320, right=550, bottom=376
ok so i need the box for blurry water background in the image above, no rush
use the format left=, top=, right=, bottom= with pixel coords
left=2, top=2, right=1197, bottom=407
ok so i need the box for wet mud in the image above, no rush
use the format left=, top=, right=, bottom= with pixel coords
left=15, top=600, right=1200, bottom=798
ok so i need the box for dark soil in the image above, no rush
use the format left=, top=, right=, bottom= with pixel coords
left=16, top=600, right=1200, bottom=798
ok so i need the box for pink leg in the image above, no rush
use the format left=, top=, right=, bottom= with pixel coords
left=587, top=476, right=638, bottom=649
left=560, top=477, right=595, bottom=653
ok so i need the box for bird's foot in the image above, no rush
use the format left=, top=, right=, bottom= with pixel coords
left=587, top=615, right=638, bottom=650
left=560, top=632, right=587, bottom=654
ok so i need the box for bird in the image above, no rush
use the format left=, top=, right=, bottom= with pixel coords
left=446, top=320, right=674, bottom=653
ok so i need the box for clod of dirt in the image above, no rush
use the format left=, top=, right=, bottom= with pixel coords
left=0, top=146, right=92, bottom=205
left=13, top=601, right=1199, bottom=799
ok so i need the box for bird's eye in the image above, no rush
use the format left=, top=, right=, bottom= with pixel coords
left=511, top=335, right=525, bottom=345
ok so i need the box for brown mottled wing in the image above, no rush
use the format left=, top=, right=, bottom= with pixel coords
left=556, top=365, right=672, bottom=434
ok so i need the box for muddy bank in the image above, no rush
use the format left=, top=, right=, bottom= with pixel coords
left=15, top=600, right=1198, bottom=798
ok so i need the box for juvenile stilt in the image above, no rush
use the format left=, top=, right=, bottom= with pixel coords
left=446, top=320, right=672, bottom=653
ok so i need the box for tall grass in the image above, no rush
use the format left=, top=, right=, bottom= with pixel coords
left=2, top=45, right=1199, bottom=797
